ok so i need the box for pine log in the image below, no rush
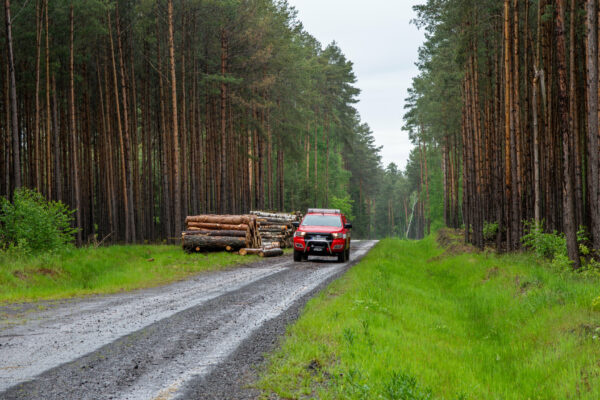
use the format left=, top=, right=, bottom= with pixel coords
left=186, top=222, right=249, bottom=231
left=250, top=211, right=297, bottom=221
left=261, top=241, right=281, bottom=248
left=258, top=226, right=288, bottom=232
left=183, top=235, right=246, bottom=252
left=260, top=233, right=286, bottom=239
left=257, top=218, right=295, bottom=225
left=186, top=215, right=254, bottom=225
left=258, top=223, right=292, bottom=229
left=263, top=244, right=281, bottom=249
left=239, top=248, right=262, bottom=256
left=182, top=229, right=246, bottom=237
left=259, top=248, right=284, bottom=257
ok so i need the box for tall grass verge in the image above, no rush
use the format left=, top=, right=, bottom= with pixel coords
left=258, top=237, right=600, bottom=399
left=0, top=245, right=253, bottom=303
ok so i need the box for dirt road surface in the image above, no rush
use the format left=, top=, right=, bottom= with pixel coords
left=0, top=240, right=377, bottom=399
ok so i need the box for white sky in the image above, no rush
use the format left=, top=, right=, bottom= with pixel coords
left=286, top=0, right=425, bottom=170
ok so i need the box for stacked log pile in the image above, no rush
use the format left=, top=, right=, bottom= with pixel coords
left=250, top=211, right=302, bottom=249
left=182, top=215, right=261, bottom=253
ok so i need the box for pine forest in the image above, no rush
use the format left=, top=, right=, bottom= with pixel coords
left=0, top=0, right=415, bottom=244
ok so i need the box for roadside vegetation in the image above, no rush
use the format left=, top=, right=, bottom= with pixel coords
left=0, top=245, right=252, bottom=303
left=258, top=232, right=600, bottom=399
left=0, top=189, right=254, bottom=303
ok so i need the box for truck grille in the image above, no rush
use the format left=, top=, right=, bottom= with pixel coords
left=305, top=233, right=333, bottom=242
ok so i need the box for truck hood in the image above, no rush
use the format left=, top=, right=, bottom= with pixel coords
left=299, top=225, right=343, bottom=233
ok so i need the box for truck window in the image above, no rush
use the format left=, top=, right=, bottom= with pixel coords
left=301, top=215, right=342, bottom=227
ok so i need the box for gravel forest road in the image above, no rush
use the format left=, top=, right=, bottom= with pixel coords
left=0, top=240, right=377, bottom=400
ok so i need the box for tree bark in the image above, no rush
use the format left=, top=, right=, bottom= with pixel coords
left=156, top=11, right=172, bottom=238
left=4, top=0, right=20, bottom=189
left=220, top=28, right=228, bottom=213
left=503, top=0, right=513, bottom=249
left=69, top=5, right=82, bottom=245
left=108, top=10, right=130, bottom=243
left=586, top=0, right=600, bottom=249
left=168, top=0, right=182, bottom=235
left=44, top=0, right=51, bottom=198
left=556, top=0, right=581, bottom=268
left=115, top=4, right=136, bottom=243
left=182, top=235, right=246, bottom=253
left=259, top=248, right=283, bottom=257
left=34, top=0, right=42, bottom=190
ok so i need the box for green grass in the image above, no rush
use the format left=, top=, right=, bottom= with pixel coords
left=0, top=245, right=256, bottom=303
left=258, top=236, right=600, bottom=399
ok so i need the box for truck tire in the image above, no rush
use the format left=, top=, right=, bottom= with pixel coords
left=337, top=251, right=346, bottom=263
left=293, top=250, right=303, bottom=262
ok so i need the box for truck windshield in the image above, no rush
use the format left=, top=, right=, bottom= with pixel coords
left=301, top=215, right=342, bottom=227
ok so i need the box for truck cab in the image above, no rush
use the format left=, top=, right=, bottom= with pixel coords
left=292, top=208, right=352, bottom=262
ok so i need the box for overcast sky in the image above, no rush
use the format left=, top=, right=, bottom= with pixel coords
left=286, top=0, right=425, bottom=170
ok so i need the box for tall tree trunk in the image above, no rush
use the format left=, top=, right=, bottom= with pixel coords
left=156, top=11, right=171, bottom=238
left=52, top=75, right=61, bottom=201
left=167, top=0, right=182, bottom=235
left=69, top=5, right=81, bottom=245
left=586, top=0, right=600, bottom=249
left=219, top=28, right=228, bottom=213
left=34, top=0, right=42, bottom=191
left=44, top=0, right=51, bottom=198
left=503, top=0, right=513, bottom=249
left=115, top=4, right=136, bottom=243
left=556, top=0, right=581, bottom=268
left=108, top=10, right=130, bottom=242
left=570, top=0, right=583, bottom=228
left=3, top=63, right=9, bottom=196
left=4, top=0, right=20, bottom=189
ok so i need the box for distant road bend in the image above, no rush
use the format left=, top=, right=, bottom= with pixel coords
left=0, top=240, right=377, bottom=400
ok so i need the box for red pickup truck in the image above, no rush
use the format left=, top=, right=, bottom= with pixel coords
left=292, top=208, right=352, bottom=262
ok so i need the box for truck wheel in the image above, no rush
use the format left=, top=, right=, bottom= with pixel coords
left=337, top=251, right=346, bottom=263
left=293, top=250, right=303, bottom=262
left=345, top=249, right=350, bottom=261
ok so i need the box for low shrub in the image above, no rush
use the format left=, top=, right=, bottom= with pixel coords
left=521, top=220, right=567, bottom=261
left=483, top=221, right=499, bottom=241
left=0, top=188, right=78, bottom=255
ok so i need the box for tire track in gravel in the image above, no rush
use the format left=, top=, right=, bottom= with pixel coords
left=0, top=240, right=377, bottom=400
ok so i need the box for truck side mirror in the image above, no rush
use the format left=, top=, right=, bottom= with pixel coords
left=292, top=221, right=300, bottom=228
left=344, top=223, right=352, bottom=229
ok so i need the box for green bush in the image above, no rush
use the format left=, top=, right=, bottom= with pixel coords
left=483, top=221, right=499, bottom=241
left=0, top=188, right=78, bottom=254
left=521, top=221, right=567, bottom=262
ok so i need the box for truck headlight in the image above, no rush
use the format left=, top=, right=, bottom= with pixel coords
left=332, top=232, right=342, bottom=239
left=294, top=231, right=306, bottom=238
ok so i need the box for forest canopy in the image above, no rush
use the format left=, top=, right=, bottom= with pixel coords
left=0, top=0, right=432, bottom=243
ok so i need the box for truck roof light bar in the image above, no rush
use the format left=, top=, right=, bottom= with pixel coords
left=307, top=208, right=341, bottom=214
